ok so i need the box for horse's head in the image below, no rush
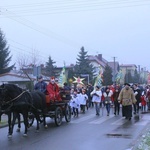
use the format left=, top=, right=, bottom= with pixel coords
left=0, top=84, right=22, bottom=105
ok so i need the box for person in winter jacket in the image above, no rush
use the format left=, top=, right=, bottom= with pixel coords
left=103, top=87, right=113, bottom=116
left=118, top=83, right=136, bottom=120
left=146, top=86, right=150, bottom=110
left=112, top=86, right=121, bottom=115
left=34, top=76, right=47, bottom=94
left=133, top=84, right=141, bottom=114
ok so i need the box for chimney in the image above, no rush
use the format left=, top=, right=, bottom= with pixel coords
left=97, top=54, right=102, bottom=61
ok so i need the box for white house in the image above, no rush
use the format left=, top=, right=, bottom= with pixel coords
left=0, top=70, right=36, bottom=89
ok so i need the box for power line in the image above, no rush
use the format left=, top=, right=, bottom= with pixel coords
left=0, top=0, right=150, bottom=17
left=0, top=0, right=149, bottom=55
left=0, top=9, right=83, bottom=50
left=1, top=0, right=149, bottom=9
left=1, top=0, right=149, bottom=68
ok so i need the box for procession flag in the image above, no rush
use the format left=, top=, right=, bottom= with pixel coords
left=58, top=65, right=67, bottom=87
left=94, top=74, right=103, bottom=87
left=115, top=69, right=123, bottom=83
left=94, top=65, right=103, bottom=87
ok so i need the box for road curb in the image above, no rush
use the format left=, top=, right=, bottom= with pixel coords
left=130, top=122, right=150, bottom=150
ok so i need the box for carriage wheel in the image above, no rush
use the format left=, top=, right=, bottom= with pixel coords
left=28, top=112, right=34, bottom=127
left=64, top=105, right=71, bottom=122
left=54, top=107, right=62, bottom=126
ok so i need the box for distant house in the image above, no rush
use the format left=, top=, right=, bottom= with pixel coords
left=88, top=54, right=107, bottom=75
left=119, top=64, right=137, bottom=84
left=88, top=54, right=119, bottom=81
left=0, top=70, right=36, bottom=89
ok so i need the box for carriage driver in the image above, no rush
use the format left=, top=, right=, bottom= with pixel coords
left=46, top=76, right=62, bottom=101
left=34, top=75, right=47, bottom=94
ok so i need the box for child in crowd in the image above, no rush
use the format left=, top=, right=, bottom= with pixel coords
left=70, top=90, right=80, bottom=117
left=79, top=89, right=88, bottom=113
left=141, top=91, right=146, bottom=112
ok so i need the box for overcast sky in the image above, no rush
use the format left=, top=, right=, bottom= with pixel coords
left=0, top=0, right=150, bottom=70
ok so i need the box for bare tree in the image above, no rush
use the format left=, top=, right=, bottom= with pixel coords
left=16, top=48, right=42, bottom=69
left=30, top=48, right=42, bottom=66
left=16, top=52, right=29, bottom=69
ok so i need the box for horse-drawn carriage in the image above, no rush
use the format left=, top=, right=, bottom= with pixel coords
left=28, top=89, right=72, bottom=127
left=0, top=83, right=72, bottom=137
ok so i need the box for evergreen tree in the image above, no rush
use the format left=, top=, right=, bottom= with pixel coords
left=0, top=29, right=14, bottom=74
left=128, top=71, right=133, bottom=83
left=67, top=67, right=75, bottom=85
left=102, top=64, right=113, bottom=86
left=74, top=46, right=95, bottom=84
left=124, top=71, right=133, bottom=83
left=133, top=69, right=139, bottom=83
left=45, top=56, right=56, bottom=77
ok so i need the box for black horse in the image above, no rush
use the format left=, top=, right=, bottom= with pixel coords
left=0, top=83, right=47, bottom=138
left=0, top=111, right=21, bottom=132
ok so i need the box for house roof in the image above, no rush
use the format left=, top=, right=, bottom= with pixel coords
left=120, top=64, right=137, bottom=68
left=88, top=55, right=107, bottom=68
left=0, top=70, right=36, bottom=82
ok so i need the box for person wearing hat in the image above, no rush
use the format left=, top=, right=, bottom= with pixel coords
left=34, top=75, right=47, bottom=94
left=118, top=83, right=136, bottom=120
left=46, top=76, right=61, bottom=101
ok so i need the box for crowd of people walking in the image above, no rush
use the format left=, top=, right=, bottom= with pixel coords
left=68, top=82, right=150, bottom=121
left=34, top=75, right=150, bottom=121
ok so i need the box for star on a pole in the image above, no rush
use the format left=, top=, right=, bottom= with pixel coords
left=73, top=76, right=85, bottom=84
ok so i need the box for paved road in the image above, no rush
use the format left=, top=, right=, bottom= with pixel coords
left=0, top=107, right=150, bottom=150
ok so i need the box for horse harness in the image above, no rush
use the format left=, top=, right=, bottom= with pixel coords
left=0, top=90, right=31, bottom=113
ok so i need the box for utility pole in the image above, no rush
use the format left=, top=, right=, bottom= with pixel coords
left=113, top=57, right=117, bottom=84
left=138, top=65, right=141, bottom=83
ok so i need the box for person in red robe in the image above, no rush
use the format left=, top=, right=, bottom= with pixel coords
left=46, top=77, right=62, bottom=101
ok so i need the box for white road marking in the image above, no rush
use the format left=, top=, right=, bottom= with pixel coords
left=71, top=112, right=150, bottom=126
left=89, top=115, right=114, bottom=124
left=111, top=118, right=127, bottom=125
left=71, top=114, right=94, bottom=123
